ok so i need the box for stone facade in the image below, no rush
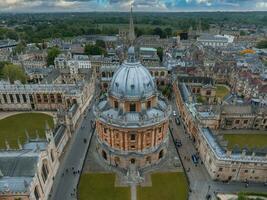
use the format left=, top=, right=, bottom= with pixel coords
left=94, top=46, right=171, bottom=170
left=174, top=81, right=267, bottom=183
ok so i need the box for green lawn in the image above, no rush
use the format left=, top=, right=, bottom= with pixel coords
left=223, top=134, right=267, bottom=150
left=0, top=113, right=54, bottom=149
left=137, top=172, right=189, bottom=200
left=78, top=173, right=131, bottom=200
left=215, top=85, right=230, bottom=99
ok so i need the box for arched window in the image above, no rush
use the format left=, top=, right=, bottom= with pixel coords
left=34, top=186, right=40, bottom=200
left=50, top=151, right=54, bottom=162
left=160, top=71, right=165, bottom=76
left=158, top=150, right=164, bottom=160
left=155, top=71, right=159, bottom=77
left=41, top=161, right=49, bottom=183
left=102, top=150, right=107, bottom=160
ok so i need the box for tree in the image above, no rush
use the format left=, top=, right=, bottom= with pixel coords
left=256, top=40, right=267, bottom=49
left=85, top=44, right=106, bottom=56
left=47, top=47, right=60, bottom=66
left=95, top=40, right=106, bottom=49
left=2, top=64, right=27, bottom=83
left=153, top=27, right=166, bottom=38
left=157, top=47, right=163, bottom=62
left=164, top=27, right=173, bottom=37
left=13, top=41, right=26, bottom=55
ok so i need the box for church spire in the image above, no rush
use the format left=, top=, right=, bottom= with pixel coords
left=128, top=5, right=136, bottom=45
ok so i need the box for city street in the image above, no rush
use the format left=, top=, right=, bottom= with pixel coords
left=48, top=99, right=95, bottom=200
left=170, top=99, right=267, bottom=200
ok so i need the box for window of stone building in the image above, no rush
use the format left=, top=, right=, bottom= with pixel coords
left=232, top=169, right=236, bottom=172
left=34, top=186, right=40, bottom=200
left=130, top=158, right=135, bottom=164
left=155, top=71, right=159, bottom=77
left=50, top=94, right=55, bottom=103
left=264, top=119, right=267, bottom=124
left=158, top=127, right=162, bottom=133
left=22, top=94, right=27, bottom=103
left=158, top=150, right=164, bottom=160
left=41, top=162, right=49, bottom=183
left=146, top=156, right=151, bottom=164
left=219, top=168, right=223, bottom=172
left=102, top=150, right=107, bottom=160
left=3, top=94, right=7, bottom=103
left=225, top=120, right=233, bottom=126
left=206, top=90, right=211, bottom=96
left=130, top=134, right=136, bottom=141
left=16, top=94, right=20, bottom=103
left=147, top=101, right=151, bottom=109
left=244, top=170, right=248, bottom=173
left=57, top=94, right=62, bottom=103
left=37, top=94, right=42, bottom=103
left=130, top=103, right=136, bottom=112
left=43, top=94, right=48, bottom=103
left=50, top=151, right=54, bottom=162
left=160, top=71, right=165, bottom=77
left=104, top=128, right=108, bottom=134
left=244, top=120, right=248, bottom=124
left=9, top=94, right=14, bottom=103
left=235, top=120, right=240, bottom=124
left=197, top=88, right=200, bottom=93
left=114, top=101, right=119, bottom=109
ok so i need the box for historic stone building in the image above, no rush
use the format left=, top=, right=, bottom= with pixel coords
left=0, top=79, right=94, bottom=112
left=174, top=81, right=267, bottom=183
left=93, top=46, right=171, bottom=170
left=0, top=121, right=70, bottom=200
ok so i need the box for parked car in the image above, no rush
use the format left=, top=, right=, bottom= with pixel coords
left=175, top=139, right=182, bottom=147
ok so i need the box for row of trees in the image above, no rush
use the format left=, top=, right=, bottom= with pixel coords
left=0, top=62, right=27, bottom=83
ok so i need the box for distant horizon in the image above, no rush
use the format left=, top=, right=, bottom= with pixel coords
left=1, top=10, right=267, bottom=14
left=0, top=0, right=267, bottom=13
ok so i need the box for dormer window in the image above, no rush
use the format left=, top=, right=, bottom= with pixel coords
left=131, top=84, right=135, bottom=89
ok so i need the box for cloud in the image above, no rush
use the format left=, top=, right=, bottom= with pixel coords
left=256, top=1, right=267, bottom=8
left=0, top=0, right=266, bottom=12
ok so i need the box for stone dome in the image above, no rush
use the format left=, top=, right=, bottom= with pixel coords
left=109, top=48, right=156, bottom=99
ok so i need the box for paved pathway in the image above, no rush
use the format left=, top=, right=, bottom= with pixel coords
left=48, top=100, right=95, bottom=200
left=170, top=99, right=267, bottom=200
left=131, top=184, right=137, bottom=200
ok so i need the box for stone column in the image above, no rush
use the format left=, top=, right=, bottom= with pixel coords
left=13, top=94, right=17, bottom=104
left=19, top=94, right=24, bottom=104
left=7, top=94, right=11, bottom=104
left=124, top=133, right=128, bottom=151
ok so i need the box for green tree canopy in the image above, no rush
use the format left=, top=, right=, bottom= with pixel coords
left=85, top=44, right=106, bottom=56
left=256, top=40, right=267, bottom=49
left=157, top=47, right=163, bottom=62
left=47, top=47, right=60, bottom=66
left=2, top=63, right=27, bottom=83
left=95, top=40, right=106, bottom=49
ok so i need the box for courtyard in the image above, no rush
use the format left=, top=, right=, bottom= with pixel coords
left=215, top=85, right=230, bottom=99
left=0, top=112, right=54, bottom=149
left=78, top=173, right=131, bottom=200
left=223, top=132, right=267, bottom=150
left=137, top=172, right=189, bottom=200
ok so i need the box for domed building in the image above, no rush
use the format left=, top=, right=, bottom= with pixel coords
left=93, top=46, right=171, bottom=169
